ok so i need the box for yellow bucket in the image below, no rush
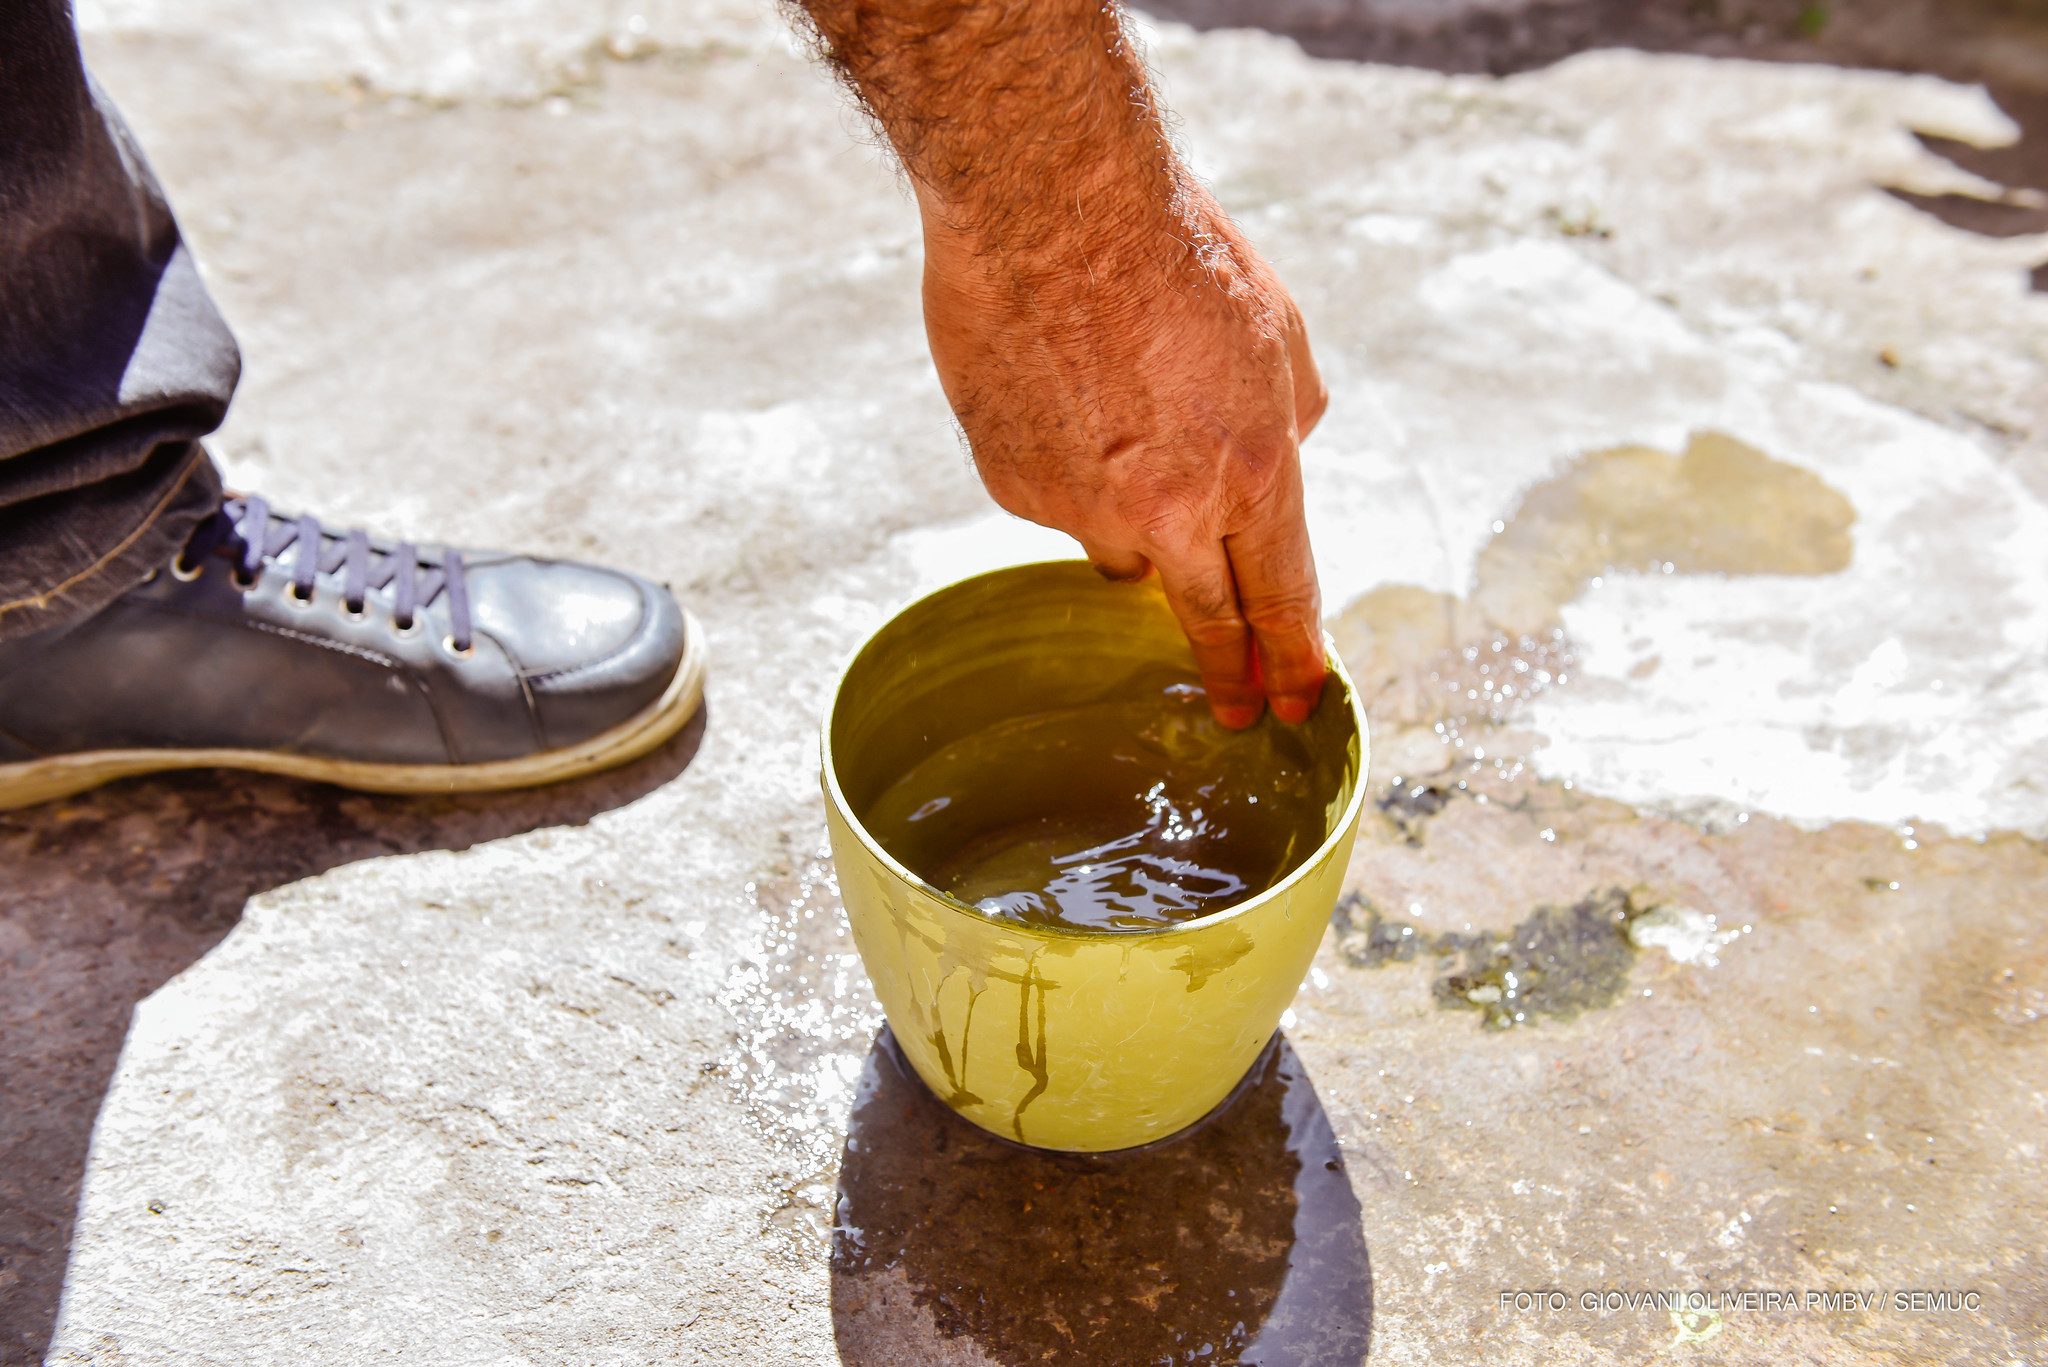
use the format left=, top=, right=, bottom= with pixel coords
left=822, top=560, right=1368, bottom=1152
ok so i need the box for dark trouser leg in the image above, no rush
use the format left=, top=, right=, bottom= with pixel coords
left=0, top=0, right=237, bottom=643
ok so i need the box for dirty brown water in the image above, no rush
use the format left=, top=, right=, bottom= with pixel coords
left=862, top=669, right=1337, bottom=931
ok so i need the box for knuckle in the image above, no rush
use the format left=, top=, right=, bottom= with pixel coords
left=1172, top=574, right=1240, bottom=625
left=1241, top=591, right=1317, bottom=635
left=1122, top=484, right=1204, bottom=544
left=1218, top=446, right=1293, bottom=520
left=1299, top=382, right=1330, bottom=432
left=1184, top=614, right=1250, bottom=649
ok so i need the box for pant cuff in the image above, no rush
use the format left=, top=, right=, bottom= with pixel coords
left=0, top=441, right=222, bottom=644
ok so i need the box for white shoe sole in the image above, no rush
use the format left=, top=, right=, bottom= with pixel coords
left=0, top=611, right=707, bottom=811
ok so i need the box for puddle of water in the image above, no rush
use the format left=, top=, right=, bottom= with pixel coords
left=830, top=1029, right=1371, bottom=1367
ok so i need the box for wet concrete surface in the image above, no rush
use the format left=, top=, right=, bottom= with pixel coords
left=4, top=0, right=2048, bottom=1362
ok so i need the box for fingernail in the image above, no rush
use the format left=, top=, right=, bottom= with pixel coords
left=1272, top=695, right=1316, bottom=725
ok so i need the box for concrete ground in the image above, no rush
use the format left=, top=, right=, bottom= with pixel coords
left=3, top=0, right=2046, bottom=1362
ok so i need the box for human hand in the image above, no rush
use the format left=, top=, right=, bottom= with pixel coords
left=791, top=0, right=1329, bottom=725
left=916, top=177, right=1329, bottom=728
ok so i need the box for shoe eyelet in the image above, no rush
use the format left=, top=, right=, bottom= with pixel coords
left=170, top=557, right=205, bottom=583
left=391, top=616, right=423, bottom=639
left=442, top=635, right=476, bottom=659
left=286, top=583, right=316, bottom=609
left=339, top=599, right=368, bottom=623
left=231, top=569, right=258, bottom=591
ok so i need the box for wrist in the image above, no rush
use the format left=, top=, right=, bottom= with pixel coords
left=915, top=149, right=1201, bottom=291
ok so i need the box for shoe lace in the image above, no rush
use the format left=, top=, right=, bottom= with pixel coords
left=175, top=495, right=472, bottom=652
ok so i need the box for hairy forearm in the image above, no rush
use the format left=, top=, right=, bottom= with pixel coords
left=791, top=0, right=1183, bottom=256
left=793, top=0, right=1329, bottom=727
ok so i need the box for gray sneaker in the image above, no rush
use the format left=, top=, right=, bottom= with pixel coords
left=0, top=494, right=705, bottom=809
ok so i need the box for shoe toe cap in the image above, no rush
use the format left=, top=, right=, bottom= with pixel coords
left=466, top=557, right=689, bottom=748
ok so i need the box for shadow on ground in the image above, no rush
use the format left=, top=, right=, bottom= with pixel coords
left=0, top=708, right=705, bottom=1367
left=830, top=1029, right=1372, bottom=1367
left=1136, top=0, right=2048, bottom=268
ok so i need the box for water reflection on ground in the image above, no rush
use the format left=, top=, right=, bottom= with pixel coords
left=830, top=1029, right=1371, bottom=1367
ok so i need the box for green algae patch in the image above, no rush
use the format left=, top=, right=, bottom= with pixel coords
left=1332, top=887, right=1648, bottom=1029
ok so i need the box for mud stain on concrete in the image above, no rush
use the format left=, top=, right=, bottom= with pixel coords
left=1333, top=431, right=1855, bottom=732
left=1473, top=430, right=1855, bottom=633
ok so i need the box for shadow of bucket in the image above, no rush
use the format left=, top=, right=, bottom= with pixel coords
left=830, top=1026, right=1374, bottom=1365
left=822, top=561, right=1368, bottom=1152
